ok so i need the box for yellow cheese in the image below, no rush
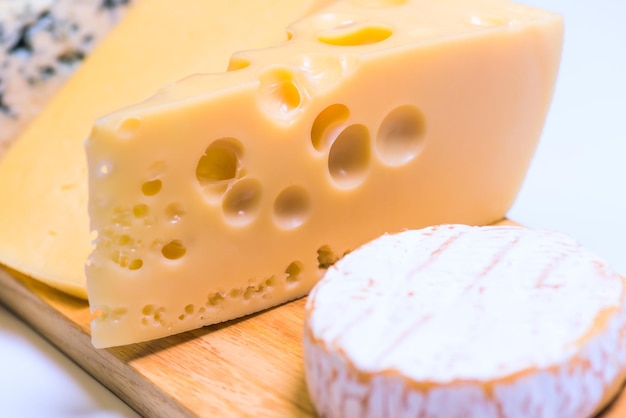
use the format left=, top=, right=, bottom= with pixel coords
left=304, top=225, right=626, bottom=417
left=0, top=0, right=332, bottom=298
left=86, top=0, right=563, bottom=347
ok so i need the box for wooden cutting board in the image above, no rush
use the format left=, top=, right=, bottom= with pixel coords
left=0, top=265, right=313, bottom=417
left=1, top=219, right=625, bottom=417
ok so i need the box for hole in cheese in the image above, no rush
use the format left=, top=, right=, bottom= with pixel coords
left=244, top=285, right=257, bottom=299
left=132, top=204, right=149, bottom=218
left=128, top=259, right=143, bottom=270
left=317, top=245, right=341, bottom=269
left=351, top=0, right=408, bottom=7
left=376, top=104, right=426, bottom=166
left=215, top=278, right=276, bottom=303
left=318, top=24, right=393, bottom=46
left=114, top=252, right=145, bottom=272
left=114, top=234, right=132, bottom=246
left=97, top=306, right=127, bottom=323
left=196, top=138, right=242, bottom=184
left=227, top=56, right=251, bottom=71
left=328, top=124, right=371, bottom=189
left=116, top=117, right=141, bottom=138
left=286, top=260, right=304, bottom=283
left=141, top=304, right=167, bottom=327
left=161, top=239, right=186, bottom=260
left=311, top=103, right=350, bottom=152
left=196, top=138, right=243, bottom=203
left=141, top=179, right=162, bottom=196
left=222, top=178, right=263, bottom=227
left=273, top=185, right=312, bottom=230
left=207, top=292, right=225, bottom=307
left=258, top=67, right=303, bottom=118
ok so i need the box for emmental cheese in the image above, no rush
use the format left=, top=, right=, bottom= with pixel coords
left=304, top=225, right=626, bottom=417
left=86, top=0, right=563, bottom=347
left=0, top=0, right=333, bottom=298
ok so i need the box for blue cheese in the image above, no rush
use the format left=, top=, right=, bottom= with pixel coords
left=0, top=0, right=132, bottom=155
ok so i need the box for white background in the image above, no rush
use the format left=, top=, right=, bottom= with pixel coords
left=1, top=1, right=625, bottom=416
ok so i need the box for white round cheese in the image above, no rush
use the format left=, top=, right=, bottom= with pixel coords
left=303, top=224, right=626, bottom=418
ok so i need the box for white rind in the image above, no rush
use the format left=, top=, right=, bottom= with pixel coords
left=0, top=0, right=131, bottom=154
left=303, top=225, right=626, bottom=417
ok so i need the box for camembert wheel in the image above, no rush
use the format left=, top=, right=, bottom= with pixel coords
left=303, top=225, right=626, bottom=417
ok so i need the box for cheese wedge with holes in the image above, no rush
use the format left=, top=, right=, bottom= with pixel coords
left=0, top=0, right=332, bottom=298
left=304, top=225, right=626, bottom=418
left=86, top=0, right=563, bottom=347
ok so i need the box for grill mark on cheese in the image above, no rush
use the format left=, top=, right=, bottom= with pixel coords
left=405, top=230, right=463, bottom=281
left=534, top=251, right=568, bottom=289
left=373, top=314, right=433, bottom=366
left=466, top=233, right=521, bottom=291
left=325, top=306, right=378, bottom=346
left=376, top=230, right=520, bottom=364
left=338, top=231, right=465, bottom=363
left=481, top=234, right=521, bottom=276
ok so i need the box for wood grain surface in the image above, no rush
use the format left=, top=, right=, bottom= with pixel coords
left=0, top=266, right=314, bottom=417
left=0, top=219, right=625, bottom=417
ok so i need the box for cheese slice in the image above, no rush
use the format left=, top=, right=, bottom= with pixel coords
left=0, top=0, right=333, bottom=298
left=304, top=225, right=626, bottom=417
left=86, top=0, right=563, bottom=347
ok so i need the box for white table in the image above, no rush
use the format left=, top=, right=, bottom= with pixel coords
left=1, top=1, right=624, bottom=416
